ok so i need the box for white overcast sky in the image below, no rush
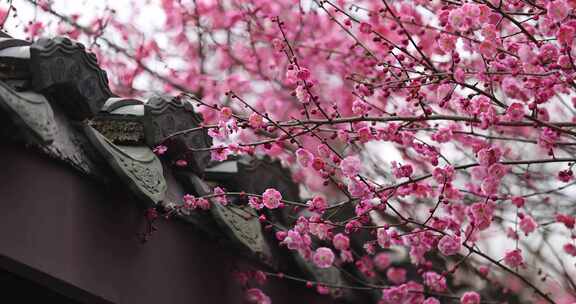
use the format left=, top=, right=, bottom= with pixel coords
left=5, top=0, right=164, bottom=38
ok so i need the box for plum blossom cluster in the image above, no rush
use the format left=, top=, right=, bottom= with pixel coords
left=20, top=0, right=576, bottom=303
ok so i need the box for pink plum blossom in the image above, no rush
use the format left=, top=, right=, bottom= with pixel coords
left=564, top=243, right=576, bottom=256
left=213, top=187, right=228, bottom=206
left=423, top=298, right=440, bottom=304
left=460, top=291, right=480, bottom=304
left=386, top=267, right=407, bottom=284
left=312, top=247, right=335, bottom=269
left=438, top=235, right=461, bottom=256
left=296, top=148, right=314, bottom=167
left=504, top=249, right=524, bottom=268
left=245, top=288, right=271, bottom=304
left=519, top=215, right=538, bottom=236
left=262, top=188, right=282, bottom=209
left=340, top=155, right=361, bottom=177
left=548, top=0, right=570, bottom=22
left=153, top=145, right=168, bottom=155
left=249, top=112, right=264, bottom=129
left=373, top=253, right=391, bottom=271
left=423, top=271, right=447, bottom=292
left=307, top=196, right=327, bottom=213
left=332, top=233, right=350, bottom=251
left=377, top=228, right=391, bottom=248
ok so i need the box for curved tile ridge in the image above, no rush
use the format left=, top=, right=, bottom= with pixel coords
left=101, top=97, right=144, bottom=115
left=91, top=97, right=147, bottom=146
left=0, top=37, right=31, bottom=58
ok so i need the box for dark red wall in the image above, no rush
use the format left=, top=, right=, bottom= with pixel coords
left=0, top=142, right=332, bottom=304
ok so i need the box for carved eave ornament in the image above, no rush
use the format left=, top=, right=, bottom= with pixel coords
left=143, top=95, right=212, bottom=173
left=294, top=254, right=350, bottom=299
left=161, top=167, right=220, bottom=237
left=184, top=173, right=272, bottom=263
left=0, top=81, right=56, bottom=144
left=84, top=125, right=167, bottom=206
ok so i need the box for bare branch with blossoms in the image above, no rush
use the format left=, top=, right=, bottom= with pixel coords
left=14, top=0, right=576, bottom=303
